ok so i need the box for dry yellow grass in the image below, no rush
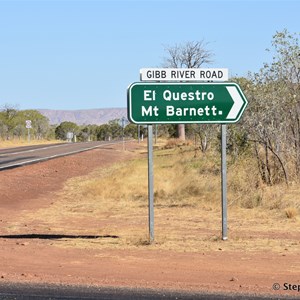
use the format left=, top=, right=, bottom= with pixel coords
left=12, top=140, right=300, bottom=253
left=0, top=139, right=58, bottom=148
left=285, top=207, right=298, bottom=219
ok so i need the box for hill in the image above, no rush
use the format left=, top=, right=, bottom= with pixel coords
left=38, top=108, right=127, bottom=125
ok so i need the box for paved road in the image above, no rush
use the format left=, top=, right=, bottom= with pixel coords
left=0, top=141, right=122, bottom=170
left=0, top=283, right=297, bottom=300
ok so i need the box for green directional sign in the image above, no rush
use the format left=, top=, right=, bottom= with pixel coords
left=127, top=82, right=248, bottom=124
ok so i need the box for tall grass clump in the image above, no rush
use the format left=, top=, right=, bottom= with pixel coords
left=76, top=140, right=299, bottom=218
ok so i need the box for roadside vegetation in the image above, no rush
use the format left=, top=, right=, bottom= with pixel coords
left=13, top=138, right=299, bottom=253
left=73, top=138, right=299, bottom=213
left=0, top=108, right=139, bottom=146
left=2, top=29, right=300, bottom=251
left=1, top=29, right=299, bottom=187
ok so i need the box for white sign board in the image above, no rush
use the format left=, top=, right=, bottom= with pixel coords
left=25, top=120, right=32, bottom=129
left=140, top=68, right=228, bottom=82
left=66, top=132, right=74, bottom=139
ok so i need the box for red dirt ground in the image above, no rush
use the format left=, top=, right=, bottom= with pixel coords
left=0, top=141, right=299, bottom=298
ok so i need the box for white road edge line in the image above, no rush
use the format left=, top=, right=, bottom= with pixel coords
left=0, top=143, right=68, bottom=157
left=0, top=141, right=123, bottom=170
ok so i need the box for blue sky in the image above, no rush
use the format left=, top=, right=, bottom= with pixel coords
left=0, top=0, right=299, bottom=110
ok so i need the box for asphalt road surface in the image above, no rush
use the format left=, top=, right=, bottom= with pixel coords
left=0, top=141, right=123, bottom=170
left=0, top=283, right=297, bottom=300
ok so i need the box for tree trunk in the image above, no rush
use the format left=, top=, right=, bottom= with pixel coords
left=177, top=124, right=185, bottom=141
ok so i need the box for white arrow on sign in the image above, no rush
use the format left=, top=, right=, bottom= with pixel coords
left=226, top=86, right=244, bottom=119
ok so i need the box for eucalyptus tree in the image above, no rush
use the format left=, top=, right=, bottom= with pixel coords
left=55, top=121, right=79, bottom=140
left=20, top=110, right=50, bottom=140
left=0, top=105, right=18, bottom=140
left=162, top=40, right=214, bottom=140
left=96, top=124, right=111, bottom=141
left=0, top=107, right=51, bottom=140
left=241, top=29, right=300, bottom=184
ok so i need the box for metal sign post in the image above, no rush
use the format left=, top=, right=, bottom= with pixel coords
left=27, top=128, right=30, bottom=142
left=221, top=124, right=228, bottom=240
left=138, top=125, right=140, bottom=143
left=147, top=125, right=154, bottom=243
left=25, top=120, right=32, bottom=142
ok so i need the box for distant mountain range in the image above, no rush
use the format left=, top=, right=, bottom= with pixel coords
left=38, top=108, right=127, bottom=126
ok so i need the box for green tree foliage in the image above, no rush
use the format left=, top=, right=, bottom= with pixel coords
left=124, top=124, right=138, bottom=139
left=55, top=121, right=79, bottom=140
left=96, top=119, right=130, bottom=141
left=96, top=124, right=111, bottom=141
left=0, top=106, right=50, bottom=140
left=0, top=105, right=18, bottom=140
left=20, top=110, right=50, bottom=140
left=233, top=29, right=300, bottom=185
left=77, top=125, right=98, bottom=142
left=108, top=119, right=122, bottom=139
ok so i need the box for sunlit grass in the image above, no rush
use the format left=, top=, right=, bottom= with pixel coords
left=11, top=139, right=300, bottom=253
